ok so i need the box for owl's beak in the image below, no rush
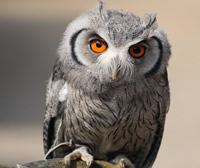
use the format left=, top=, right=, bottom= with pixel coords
left=112, top=68, right=118, bottom=80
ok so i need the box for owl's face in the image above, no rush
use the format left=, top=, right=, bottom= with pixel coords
left=59, top=2, right=170, bottom=88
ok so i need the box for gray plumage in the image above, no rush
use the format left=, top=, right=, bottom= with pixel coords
left=43, top=2, right=171, bottom=168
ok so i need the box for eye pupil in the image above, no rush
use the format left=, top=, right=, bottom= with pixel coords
left=129, top=44, right=145, bottom=58
left=96, top=41, right=102, bottom=48
left=132, top=47, right=141, bottom=54
left=90, top=39, right=107, bottom=53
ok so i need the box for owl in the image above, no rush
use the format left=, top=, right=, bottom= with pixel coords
left=43, top=1, right=171, bottom=168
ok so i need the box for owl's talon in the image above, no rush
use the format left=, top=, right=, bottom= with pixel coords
left=65, top=161, right=70, bottom=168
left=64, top=155, right=71, bottom=168
left=111, top=155, right=135, bottom=168
left=119, top=159, right=125, bottom=168
left=87, top=160, right=94, bottom=168
left=64, top=151, right=81, bottom=167
left=64, top=146, right=94, bottom=168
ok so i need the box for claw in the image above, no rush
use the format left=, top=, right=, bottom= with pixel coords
left=64, top=146, right=94, bottom=168
left=111, top=155, right=136, bottom=168
left=64, top=152, right=81, bottom=168
left=64, top=155, right=71, bottom=168
left=85, top=156, right=94, bottom=167
left=81, top=151, right=94, bottom=166
left=87, top=160, right=94, bottom=168
left=118, top=159, right=125, bottom=168
left=65, top=160, right=70, bottom=168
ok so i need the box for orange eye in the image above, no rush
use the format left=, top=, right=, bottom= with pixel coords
left=129, top=44, right=146, bottom=58
left=90, top=39, right=107, bottom=53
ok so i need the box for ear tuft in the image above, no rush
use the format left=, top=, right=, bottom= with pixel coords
left=143, top=13, right=157, bottom=29
left=97, top=0, right=106, bottom=20
left=98, top=0, right=104, bottom=11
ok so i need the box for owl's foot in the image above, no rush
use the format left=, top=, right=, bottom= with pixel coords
left=111, top=155, right=136, bottom=168
left=64, top=146, right=94, bottom=168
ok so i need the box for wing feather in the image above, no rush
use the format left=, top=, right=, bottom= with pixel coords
left=141, top=70, right=170, bottom=168
left=43, top=58, right=66, bottom=156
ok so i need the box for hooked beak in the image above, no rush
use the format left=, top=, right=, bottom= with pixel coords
left=112, top=67, right=119, bottom=80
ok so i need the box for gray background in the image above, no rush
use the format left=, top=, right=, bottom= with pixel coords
left=0, top=19, right=66, bottom=124
left=0, top=0, right=200, bottom=167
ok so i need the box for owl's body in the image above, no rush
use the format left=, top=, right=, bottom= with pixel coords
left=43, top=2, right=171, bottom=168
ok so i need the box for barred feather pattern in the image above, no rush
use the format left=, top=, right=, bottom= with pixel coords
left=45, top=70, right=169, bottom=168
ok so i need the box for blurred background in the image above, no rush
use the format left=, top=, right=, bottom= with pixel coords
left=0, top=0, right=199, bottom=167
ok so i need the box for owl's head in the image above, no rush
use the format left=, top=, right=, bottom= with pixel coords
left=58, top=1, right=171, bottom=90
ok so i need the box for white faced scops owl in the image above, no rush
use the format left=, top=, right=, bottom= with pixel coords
left=43, top=1, right=171, bottom=168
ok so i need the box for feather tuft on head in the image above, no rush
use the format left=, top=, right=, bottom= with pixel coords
left=143, top=13, right=157, bottom=29
left=98, top=0, right=105, bottom=19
